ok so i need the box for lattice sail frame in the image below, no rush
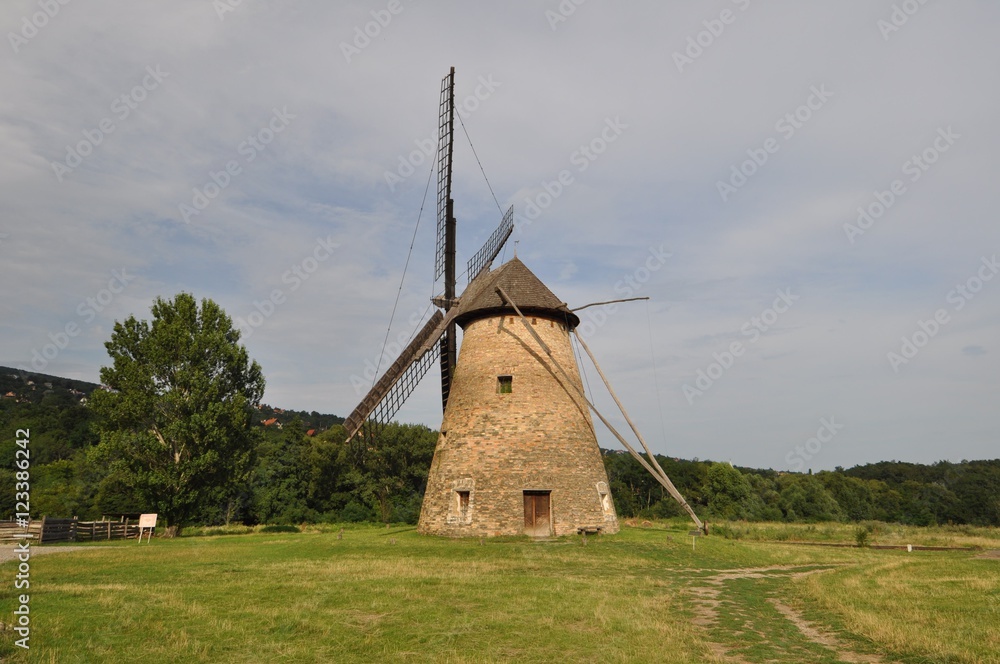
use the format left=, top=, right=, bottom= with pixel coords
left=359, top=342, right=440, bottom=444
left=467, top=205, right=513, bottom=284
left=434, top=68, right=455, bottom=281
left=344, top=67, right=515, bottom=447
left=343, top=311, right=446, bottom=443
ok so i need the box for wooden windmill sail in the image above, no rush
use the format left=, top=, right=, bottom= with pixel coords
left=344, top=68, right=704, bottom=537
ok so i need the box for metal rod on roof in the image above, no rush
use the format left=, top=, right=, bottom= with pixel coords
left=570, top=297, right=649, bottom=312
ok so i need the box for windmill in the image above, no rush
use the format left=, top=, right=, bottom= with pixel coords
left=344, top=68, right=704, bottom=537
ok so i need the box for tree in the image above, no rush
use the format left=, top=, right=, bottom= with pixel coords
left=705, top=462, right=755, bottom=520
left=777, top=475, right=843, bottom=522
left=343, top=423, right=437, bottom=524
left=252, top=418, right=315, bottom=524
left=90, top=293, right=264, bottom=535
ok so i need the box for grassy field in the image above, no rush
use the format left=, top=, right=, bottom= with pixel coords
left=0, top=522, right=997, bottom=663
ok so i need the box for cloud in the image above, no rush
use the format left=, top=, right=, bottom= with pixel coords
left=2, top=0, right=999, bottom=470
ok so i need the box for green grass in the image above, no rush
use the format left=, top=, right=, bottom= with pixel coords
left=0, top=522, right=997, bottom=663
left=793, top=554, right=1000, bottom=663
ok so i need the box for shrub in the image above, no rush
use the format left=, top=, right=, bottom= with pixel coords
left=259, top=524, right=300, bottom=533
left=339, top=500, right=374, bottom=523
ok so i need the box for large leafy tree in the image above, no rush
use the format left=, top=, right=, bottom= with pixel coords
left=90, top=293, right=264, bottom=535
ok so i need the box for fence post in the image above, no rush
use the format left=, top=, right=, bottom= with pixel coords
left=71, top=516, right=78, bottom=542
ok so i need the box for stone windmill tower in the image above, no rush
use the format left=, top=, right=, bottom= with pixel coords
left=417, top=256, right=616, bottom=537
left=343, top=68, right=702, bottom=537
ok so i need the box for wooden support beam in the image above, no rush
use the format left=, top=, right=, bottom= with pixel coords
left=573, top=331, right=704, bottom=532
left=494, top=287, right=690, bottom=522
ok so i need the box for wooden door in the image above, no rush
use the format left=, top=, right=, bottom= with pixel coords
left=523, top=491, right=551, bottom=537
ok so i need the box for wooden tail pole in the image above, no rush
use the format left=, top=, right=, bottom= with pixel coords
left=494, top=286, right=706, bottom=532
left=573, top=331, right=705, bottom=533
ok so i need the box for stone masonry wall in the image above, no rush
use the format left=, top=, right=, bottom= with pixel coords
left=418, top=313, right=619, bottom=537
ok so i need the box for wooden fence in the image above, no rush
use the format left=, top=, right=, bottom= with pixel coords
left=76, top=519, right=140, bottom=542
left=0, top=517, right=143, bottom=543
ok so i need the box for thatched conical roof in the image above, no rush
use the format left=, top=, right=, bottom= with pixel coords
left=454, top=257, right=579, bottom=328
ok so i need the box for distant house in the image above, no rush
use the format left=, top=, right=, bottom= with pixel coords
left=262, top=418, right=278, bottom=427
left=3, top=391, right=15, bottom=399
left=306, top=429, right=316, bottom=437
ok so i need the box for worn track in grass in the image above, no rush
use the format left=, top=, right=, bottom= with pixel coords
left=684, top=565, right=899, bottom=664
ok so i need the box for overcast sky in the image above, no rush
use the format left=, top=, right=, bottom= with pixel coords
left=3, top=1, right=998, bottom=471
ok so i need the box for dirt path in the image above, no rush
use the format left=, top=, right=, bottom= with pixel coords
left=686, top=565, right=899, bottom=663
left=0, top=545, right=104, bottom=564
left=769, top=598, right=888, bottom=664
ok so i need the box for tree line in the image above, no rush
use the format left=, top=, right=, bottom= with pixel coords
left=0, top=373, right=436, bottom=530
left=3, top=385, right=997, bottom=530
left=1, top=293, right=997, bottom=531
left=604, top=452, right=1000, bottom=527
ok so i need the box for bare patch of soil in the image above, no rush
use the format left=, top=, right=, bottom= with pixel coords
left=769, top=598, right=890, bottom=663
left=0, top=545, right=106, bottom=564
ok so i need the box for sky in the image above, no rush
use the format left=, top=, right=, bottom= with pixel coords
left=2, top=1, right=998, bottom=472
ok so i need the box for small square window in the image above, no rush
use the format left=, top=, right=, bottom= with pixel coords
left=497, top=375, right=513, bottom=394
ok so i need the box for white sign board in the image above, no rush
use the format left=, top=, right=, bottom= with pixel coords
left=137, top=513, right=157, bottom=543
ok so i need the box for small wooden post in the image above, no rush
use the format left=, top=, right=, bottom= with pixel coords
left=39, top=516, right=47, bottom=544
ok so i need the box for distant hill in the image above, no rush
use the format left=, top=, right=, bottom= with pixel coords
left=0, top=366, right=344, bottom=433
left=0, top=366, right=101, bottom=405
